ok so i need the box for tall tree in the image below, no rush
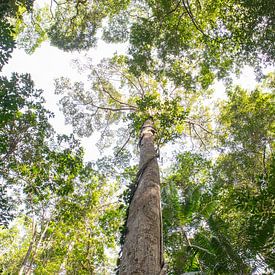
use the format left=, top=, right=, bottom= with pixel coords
left=55, top=55, right=211, bottom=273
left=0, top=73, right=124, bottom=273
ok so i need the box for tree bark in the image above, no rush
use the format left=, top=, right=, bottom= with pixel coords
left=119, top=119, right=163, bottom=275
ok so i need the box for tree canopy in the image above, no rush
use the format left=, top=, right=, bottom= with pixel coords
left=15, top=0, right=274, bottom=86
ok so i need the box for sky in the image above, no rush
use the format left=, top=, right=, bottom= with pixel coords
left=2, top=37, right=268, bottom=162
left=2, top=41, right=127, bottom=161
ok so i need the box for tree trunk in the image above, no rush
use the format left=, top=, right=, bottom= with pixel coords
left=19, top=217, right=37, bottom=275
left=119, top=119, right=163, bottom=275
left=25, top=221, right=50, bottom=275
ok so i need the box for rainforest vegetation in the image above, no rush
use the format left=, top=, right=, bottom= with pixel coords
left=0, top=0, right=274, bottom=274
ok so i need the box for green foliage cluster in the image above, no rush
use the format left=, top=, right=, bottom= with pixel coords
left=26, top=0, right=274, bottom=88
left=128, top=0, right=274, bottom=85
left=0, top=73, right=52, bottom=225
left=0, top=0, right=34, bottom=69
left=162, top=82, right=274, bottom=274
left=0, top=20, right=15, bottom=70
left=55, top=55, right=209, bottom=152
left=0, top=74, right=124, bottom=273
left=9, top=0, right=273, bottom=88
left=47, top=0, right=130, bottom=51
left=129, top=93, right=189, bottom=144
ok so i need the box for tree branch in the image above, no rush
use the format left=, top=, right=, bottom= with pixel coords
left=115, top=134, right=131, bottom=157
left=192, top=123, right=207, bottom=149
left=93, top=70, right=138, bottom=110
left=116, top=68, right=145, bottom=98
left=181, top=0, right=208, bottom=37
left=185, top=118, right=213, bottom=134
left=137, top=77, right=146, bottom=98
left=80, top=98, right=134, bottom=112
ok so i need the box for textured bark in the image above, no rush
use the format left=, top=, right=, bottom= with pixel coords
left=119, top=119, right=163, bottom=275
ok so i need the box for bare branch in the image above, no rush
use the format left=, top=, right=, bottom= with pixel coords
left=115, top=134, right=131, bottom=157
left=114, top=67, right=144, bottom=97
left=100, top=111, right=112, bottom=140
left=137, top=77, right=146, bottom=98
left=185, top=118, right=213, bottom=134
left=94, top=70, right=137, bottom=110
left=80, top=98, right=135, bottom=112
left=189, top=122, right=195, bottom=150
left=192, top=124, right=208, bottom=150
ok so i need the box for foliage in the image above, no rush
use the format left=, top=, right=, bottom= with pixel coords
left=0, top=217, right=33, bottom=273
left=128, top=0, right=274, bottom=83
left=0, top=169, right=123, bottom=274
left=20, top=0, right=274, bottom=87
left=14, top=5, right=50, bottom=54
left=1, top=0, right=274, bottom=273
left=0, top=20, right=15, bottom=71
left=0, top=72, right=52, bottom=225
left=0, top=73, right=124, bottom=273
left=0, top=74, right=84, bottom=205
left=55, top=55, right=211, bottom=151
left=47, top=0, right=130, bottom=51
left=0, top=73, right=87, bottom=227
left=0, top=0, right=35, bottom=69
left=34, top=168, right=122, bottom=274
left=162, top=152, right=215, bottom=274
left=162, top=81, right=274, bottom=274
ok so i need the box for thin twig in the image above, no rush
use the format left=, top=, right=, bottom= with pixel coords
left=116, top=68, right=144, bottom=97
left=137, top=77, right=147, bottom=98
left=80, top=99, right=134, bottom=112
left=192, top=124, right=207, bottom=149
left=189, top=122, right=195, bottom=150
left=50, top=0, right=55, bottom=19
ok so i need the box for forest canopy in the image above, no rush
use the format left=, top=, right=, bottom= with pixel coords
left=0, top=0, right=274, bottom=274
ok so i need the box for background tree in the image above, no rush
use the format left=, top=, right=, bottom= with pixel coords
left=20, top=0, right=275, bottom=86
left=54, top=55, right=212, bottom=273
left=126, top=0, right=274, bottom=85
left=0, top=164, right=123, bottom=274
left=161, top=76, right=274, bottom=274
left=0, top=73, right=124, bottom=273
left=0, top=72, right=52, bottom=225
